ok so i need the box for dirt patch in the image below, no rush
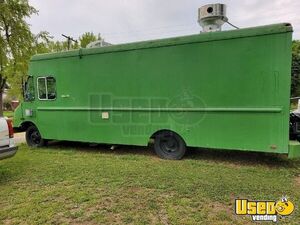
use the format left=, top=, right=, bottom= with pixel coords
left=3, top=219, right=14, bottom=225
left=205, top=201, right=253, bottom=225
left=207, top=201, right=231, bottom=216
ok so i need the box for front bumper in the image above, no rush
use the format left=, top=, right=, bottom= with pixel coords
left=0, top=146, right=18, bottom=160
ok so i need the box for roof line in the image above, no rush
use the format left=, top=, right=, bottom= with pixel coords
left=31, top=23, right=293, bottom=62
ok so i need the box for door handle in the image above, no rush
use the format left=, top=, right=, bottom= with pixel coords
left=61, top=94, right=70, bottom=98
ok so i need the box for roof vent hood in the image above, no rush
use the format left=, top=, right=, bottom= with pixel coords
left=198, top=3, right=228, bottom=32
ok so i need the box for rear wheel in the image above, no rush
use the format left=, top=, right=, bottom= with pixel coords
left=26, top=125, right=46, bottom=147
left=154, top=131, right=186, bottom=160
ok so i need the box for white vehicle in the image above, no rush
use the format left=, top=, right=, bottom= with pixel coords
left=0, top=118, right=18, bottom=160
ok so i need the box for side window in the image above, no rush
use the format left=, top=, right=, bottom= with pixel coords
left=38, top=78, right=47, bottom=100
left=37, top=77, right=56, bottom=100
left=47, top=77, right=56, bottom=100
left=24, top=76, right=35, bottom=102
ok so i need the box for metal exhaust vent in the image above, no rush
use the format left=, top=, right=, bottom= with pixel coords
left=198, top=4, right=228, bottom=32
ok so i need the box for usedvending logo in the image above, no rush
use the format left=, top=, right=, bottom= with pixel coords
left=235, top=197, right=294, bottom=222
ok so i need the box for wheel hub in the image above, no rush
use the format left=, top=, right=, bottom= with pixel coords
left=31, top=131, right=41, bottom=144
left=160, top=135, right=179, bottom=153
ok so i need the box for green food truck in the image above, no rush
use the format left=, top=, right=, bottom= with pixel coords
left=13, top=22, right=300, bottom=160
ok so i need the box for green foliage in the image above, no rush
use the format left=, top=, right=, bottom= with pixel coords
left=292, top=40, right=300, bottom=97
left=0, top=0, right=40, bottom=114
left=292, top=53, right=300, bottom=97
left=5, top=31, right=52, bottom=100
left=292, top=40, right=300, bottom=53
left=0, top=0, right=37, bottom=61
left=5, top=31, right=102, bottom=100
left=0, top=1, right=100, bottom=104
left=1, top=9, right=102, bottom=101
left=79, top=32, right=99, bottom=48
left=5, top=31, right=103, bottom=100
left=31, top=32, right=101, bottom=54
left=3, top=110, right=13, bottom=117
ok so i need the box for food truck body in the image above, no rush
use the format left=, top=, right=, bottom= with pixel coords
left=14, top=23, right=300, bottom=159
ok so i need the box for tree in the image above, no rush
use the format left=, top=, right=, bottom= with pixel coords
left=5, top=32, right=104, bottom=100
left=0, top=1, right=103, bottom=113
left=79, top=32, right=100, bottom=48
left=291, top=53, right=300, bottom=97
left=291, top=40, right=300, bottom=97
left=0, top=0, right=37, bottom=116
left=31, top=32, right=100, bottom=54
left=293, top=40, right=300, bottom=54
left=6, top=31, right=52, bottom=99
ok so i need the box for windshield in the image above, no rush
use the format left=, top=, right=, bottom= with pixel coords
left=24, top=76, right=35, bottom=102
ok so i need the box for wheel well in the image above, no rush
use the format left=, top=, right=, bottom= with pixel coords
left=20, top=121, right=36, bottom=132
left=151, top=129, right=169, bottom=139
left=150, top=129, right=186, bottom=144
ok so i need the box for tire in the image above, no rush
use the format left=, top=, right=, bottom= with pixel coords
left=26, top=125, right=46, bottom=147
left=154, top=131, right=186, bottom=160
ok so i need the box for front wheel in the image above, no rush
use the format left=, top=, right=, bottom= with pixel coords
left=154, top=131, right=186, bottom=160
left=26, top=125, right=46, bottom=147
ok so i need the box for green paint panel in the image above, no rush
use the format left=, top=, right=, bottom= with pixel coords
left=14, top=23, right=293, bottom=155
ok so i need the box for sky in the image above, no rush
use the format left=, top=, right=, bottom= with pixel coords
left=28, top=0, right=300, bottom=44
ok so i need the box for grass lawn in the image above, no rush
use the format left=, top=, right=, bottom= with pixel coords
left=0, top=143, right=299, bottom=225
left=3, top=111, right=14, bottom=118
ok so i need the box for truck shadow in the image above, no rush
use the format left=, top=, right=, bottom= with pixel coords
left=45, top=141, right=299, bottom=169
left=187, top=147, right=299, bottom=168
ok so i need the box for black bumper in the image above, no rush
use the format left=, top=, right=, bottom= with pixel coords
left=0, top=146, right=18, bottom=160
